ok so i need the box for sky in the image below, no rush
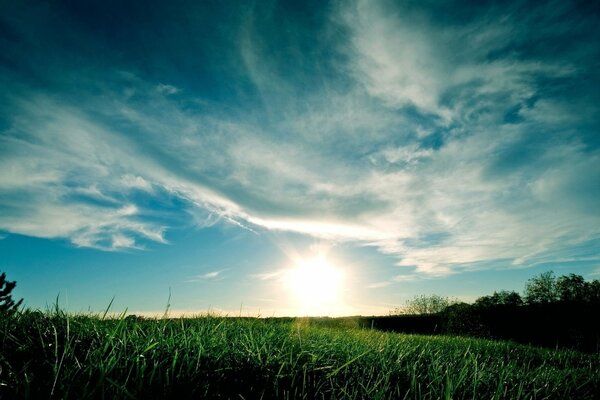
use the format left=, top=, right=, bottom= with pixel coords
left=1, top=0, right=599, bottom=316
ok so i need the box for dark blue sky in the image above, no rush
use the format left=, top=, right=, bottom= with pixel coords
left=1, top=0, right=599, bottom=315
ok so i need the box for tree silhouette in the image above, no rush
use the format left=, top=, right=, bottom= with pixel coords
left=556, top=274, right=588, bottom=302
left=475, top=290, right=523, bottom=308
left=0, top=272, right=23, bottom=314
left=587, top=280, right=600, bottom=303
left=524, top=271, right=558, bottom=304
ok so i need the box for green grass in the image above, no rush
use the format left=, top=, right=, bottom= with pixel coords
left=1, top=310, right=599, bottom=399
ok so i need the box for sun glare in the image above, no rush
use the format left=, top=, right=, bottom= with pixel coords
left=285, top=255, right=344, bottom=316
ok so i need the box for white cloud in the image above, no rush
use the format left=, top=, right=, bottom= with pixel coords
left=366, top=281, right=392, bottom=289
left=120, top=174, right=153, bottom=191
left=111, top=234, right=135, bottom=249
left=156, top=83, right=180, bottom=95
left=0, top=1, right=597, bottom=280
left=2, top=67, right=597, bottom=275
left=251, top=270, right=285, bottom=281
left=340, top=0, right=577, bottom=127
left=343, top=1, right=449, bottom=117
left=369, top=144, right=433, bottom=167
left=185, top=270, right=226, bottom=282
left=198, top=270, right=223, bottom=279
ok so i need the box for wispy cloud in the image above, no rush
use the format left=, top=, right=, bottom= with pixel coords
left=0, top=0, right=598, bottom=279
left=186, top=270, right=226, bottom=282
left=156, top=83, right=180, bottom=96
left=200, top=271, right=221, bottom=279
left=366, top=281, right=392, bottom=289
left=251, top=270, right=285, bottom=281
left=392, top=274, right=421, bottom=283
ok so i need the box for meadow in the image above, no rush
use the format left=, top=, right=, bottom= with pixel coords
left=1, top=310, right=599, bottom=399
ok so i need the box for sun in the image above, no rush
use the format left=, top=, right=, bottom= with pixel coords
left=285, top=255, right=344, bottom=316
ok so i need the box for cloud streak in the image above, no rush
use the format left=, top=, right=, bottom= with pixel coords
left=185, top=270, right=226, bottom=282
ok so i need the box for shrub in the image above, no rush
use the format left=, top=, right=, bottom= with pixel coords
left=0, top=272, right=23, bottom=315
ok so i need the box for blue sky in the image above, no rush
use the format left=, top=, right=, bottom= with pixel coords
left=1, top=0, right=599, bottom=316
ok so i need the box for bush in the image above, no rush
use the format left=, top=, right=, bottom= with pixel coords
left=392, top=294, right=456, bottom=315
left=0, top=272, right=22, bottom=315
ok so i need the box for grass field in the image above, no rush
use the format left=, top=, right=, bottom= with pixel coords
left=1, top=310, right=599, bottom=399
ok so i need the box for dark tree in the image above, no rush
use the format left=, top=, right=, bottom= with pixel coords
left=0, top=272, right=23, bottom=314
left=475, top=290, right=523, bottom=308
left=556, top=274, right=588, bottom=302
left=524, top=271, right=558, bottom=304
left=442, top=302, right=488, bottom=335
left=585, top=279, right=600, bottom=303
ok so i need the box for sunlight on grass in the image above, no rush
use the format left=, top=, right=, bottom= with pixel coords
left=1, top=310, right=598, bottom=399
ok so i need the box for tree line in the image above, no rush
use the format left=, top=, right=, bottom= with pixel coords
left=380, top=271, right=600, bottom=352
left=391, top=271, right=600, bottom=315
